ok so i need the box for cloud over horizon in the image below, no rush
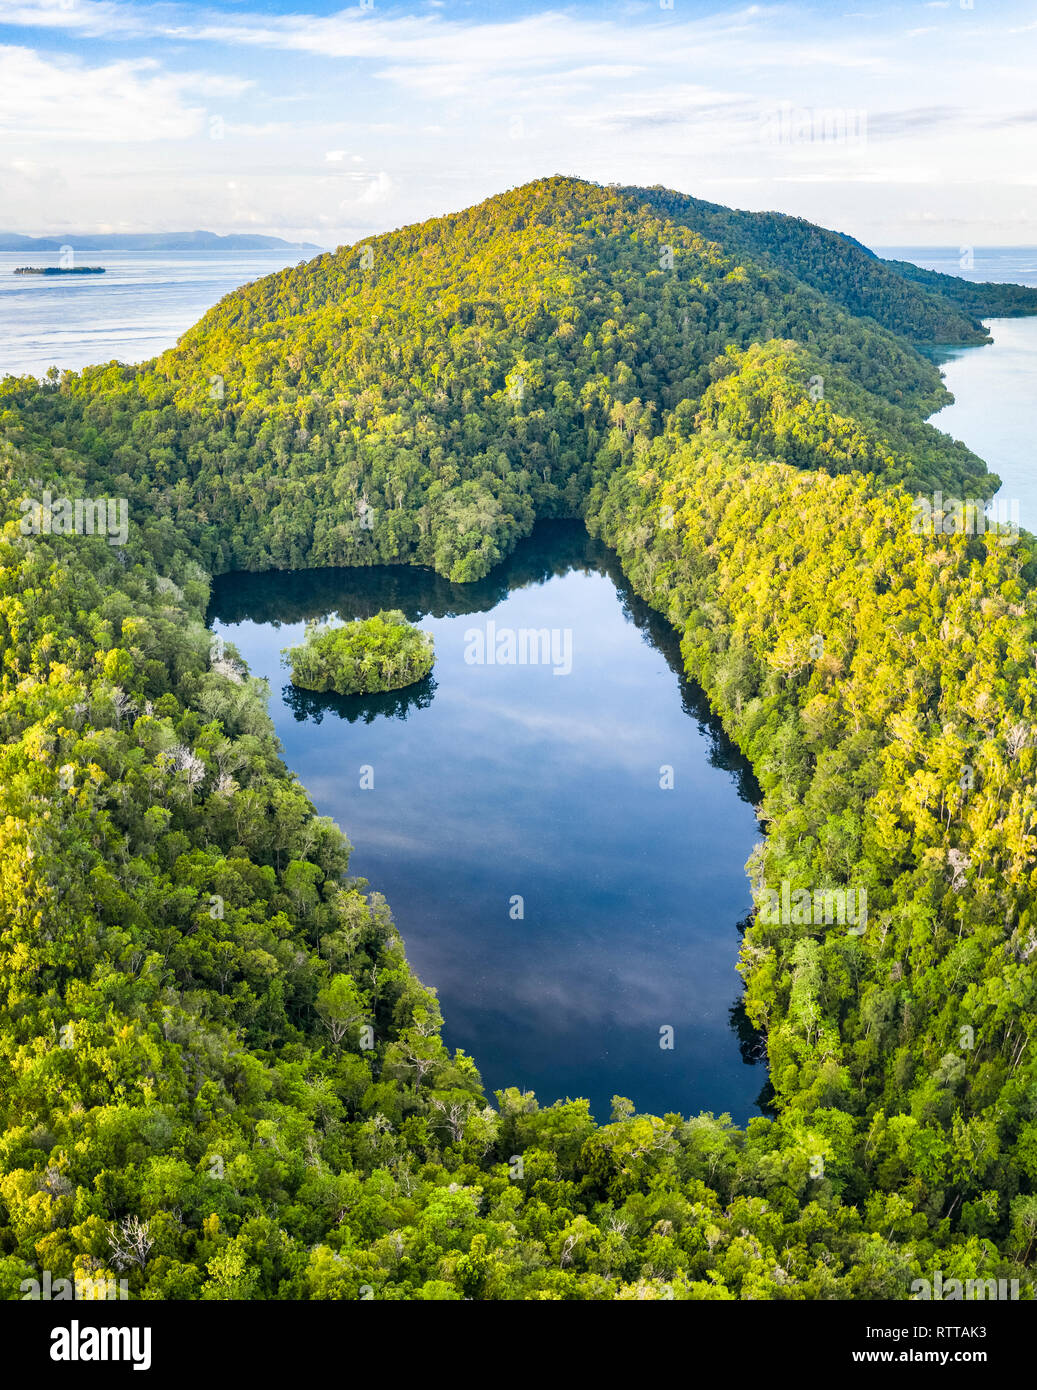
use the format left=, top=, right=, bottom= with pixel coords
left=0, top=0, right=1034, bottom=246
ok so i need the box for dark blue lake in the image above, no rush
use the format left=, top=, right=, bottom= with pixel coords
left=210, top=522, right=768, bottom=1123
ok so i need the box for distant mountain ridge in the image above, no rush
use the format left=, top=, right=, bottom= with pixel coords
left=0, top=230, right=322, bottom=252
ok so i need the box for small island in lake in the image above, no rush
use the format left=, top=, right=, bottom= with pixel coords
left=13, top=266, right=105, bottom=275
left=283, top=609, right=435, bottom=694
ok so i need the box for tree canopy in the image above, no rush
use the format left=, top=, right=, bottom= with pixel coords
left=1, top=176, right=1036, bottom=1301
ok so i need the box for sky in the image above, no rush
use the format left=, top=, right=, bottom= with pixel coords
left=0, top=0, right=1035, bottom=249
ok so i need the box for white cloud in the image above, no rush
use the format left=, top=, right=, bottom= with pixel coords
left=0, top=0, right=130, bottom=34
left=0, top=0, right=1033, bottom=243
left=0, top=0, right=905, bottom=79
left=355, top=170, right=392, bottom=204
left=0, top=43, right=250, bottom=142
left=0, top=45, right=192, bottom=140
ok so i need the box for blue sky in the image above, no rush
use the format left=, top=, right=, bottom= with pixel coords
left=0, top=0, right=1035, bottom=247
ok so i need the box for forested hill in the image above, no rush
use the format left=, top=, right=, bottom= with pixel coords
left=0, top=177, right=1001, bottom=584
left=3, top=177, right=1037, bottom=1300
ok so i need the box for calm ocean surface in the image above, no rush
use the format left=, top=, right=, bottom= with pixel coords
left=0, top=250, right=311, bottom=379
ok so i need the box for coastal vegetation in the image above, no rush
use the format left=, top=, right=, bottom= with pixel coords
left=1, top=177, right=1037, bottom=1299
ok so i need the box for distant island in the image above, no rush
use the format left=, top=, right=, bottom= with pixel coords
left=0, top=229, right=322, bottom=252
left=13, top=266, right=105, bottom=276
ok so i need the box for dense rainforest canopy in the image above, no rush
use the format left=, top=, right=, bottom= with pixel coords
left=2, top=176, right=1037, bottom=1300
